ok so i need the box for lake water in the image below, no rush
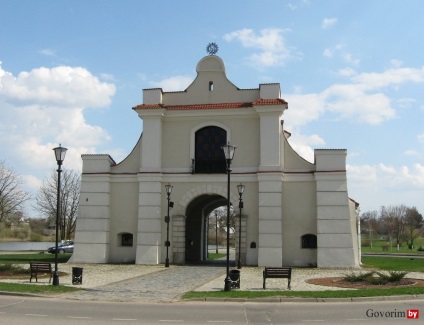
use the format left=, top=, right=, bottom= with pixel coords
left=0, top=243, right=226, bottom=251
left=0, top=242, right=55, bottom=251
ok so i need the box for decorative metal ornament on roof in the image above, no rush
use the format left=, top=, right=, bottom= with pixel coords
left=206, top=42, right=219, bottom=55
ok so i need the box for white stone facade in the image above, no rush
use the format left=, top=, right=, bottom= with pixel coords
left=71, top=55, right=360, bottom=268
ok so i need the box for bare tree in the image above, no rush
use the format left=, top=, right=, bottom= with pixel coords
left=361, top=210, right=379, bottom=248
left=380, top=205, right=408, bottom=250
left=405, top=206, right=423, bottom=249
left=35, top=169, right=80, bottom=240
left=0, top=160, right=30, bottom=224
left=208, top=206, right=237, bottom=246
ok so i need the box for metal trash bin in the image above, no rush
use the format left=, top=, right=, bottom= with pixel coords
left=72, top=267, right=83, bottom=285
left=229, top=269, right=240, bottom=289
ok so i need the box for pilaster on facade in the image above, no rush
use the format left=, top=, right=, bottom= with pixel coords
left=255, top=106, right=284, bottom=172
left=314, top=150, right=358, bottom=267
left=135, top=175, right=163, bottom=264
left=172, top=215, right=186, bottom=265
left=136, top=109, right=165, bottom=174
left=257, top=174, right=283, bottom=266
left=72, top=174, right=111, bottom=263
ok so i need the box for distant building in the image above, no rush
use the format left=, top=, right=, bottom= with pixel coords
left=71, top=53, right=360, bottom=267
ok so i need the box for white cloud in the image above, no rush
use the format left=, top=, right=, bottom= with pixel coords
left=224, top=28, right=293, bottom=67
left=285, top=133, right=325, bottom=163
left=283, top=66, right=424, bottom=127
left=397, top=97, right=416, bottom=108
left=284, top=84, right=394, bottom=126
left=352, top=67, right=424, bottom=91
left=342, top=53, right=360, bottom=66
left=390, top=59, right=404, bottom=68
left=0, top=65, right=115, bottom=108
left=288, top=0, right=311, bottom=10
left=284, top=93, right=326, bottom=128
left=338, top=68, right=357, bottom=77
left=150, top=75, right=194, bottom=92
left=0, top=64, right=116, bottom=186
left=39, top=49, right=56, bottom=56
left=347, top=164, right=378, bottom=183
left=347, top=163, right=424, bottom=211
left=323, top=84, right=395, bottom=124
left=99, top=73, right=116, bottom=82
left=322, top=18, right=337, bottom=29
left=323, top=44, right=359, bottom=66
left=323, top=48, right=333, bottom=58
left=404, top=150, right=419, bottom=156
left=418, top=134, right=424, bottom=143
left=23, top=174, right=43, bottom=190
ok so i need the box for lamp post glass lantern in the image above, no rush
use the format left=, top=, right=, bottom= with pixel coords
left=237, top=184, right=245, bottom=269
left=52, top=144, right=67, bottom=286
left=164, top=184, right=173, bottom=267
left=221, top=142, right=236, bottom=291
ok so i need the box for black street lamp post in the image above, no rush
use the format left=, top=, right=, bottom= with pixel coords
left=164, top=184, right=173, bottom=267
left=52, top=144, right=67, bottom=286
left=237, top=184, right=245, bottom=269
left=215, top=210, right=219, bottom=254
left=222, top=142, right=236, bottom=291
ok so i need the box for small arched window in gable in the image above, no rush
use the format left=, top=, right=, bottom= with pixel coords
left=209, top=81, right=214, bottom=91
left=301, top=234, right=317, bottom=249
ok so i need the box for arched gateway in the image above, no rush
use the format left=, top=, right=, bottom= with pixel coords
left=172, top=185, right=242, bottom=265
left=71, top=52, right=360, bottom=268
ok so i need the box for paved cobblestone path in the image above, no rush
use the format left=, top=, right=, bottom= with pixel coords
left=62, top=265, right=226, bottom=303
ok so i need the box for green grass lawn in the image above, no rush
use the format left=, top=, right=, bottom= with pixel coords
left=183, top=255, right=424, bottom=300
left=0, top=253, right=77, bottom=294
left=361, top=256, right=424, bottom=272
left=0, top=253, right=72, bottom=264
left=183, top=287, right=424, bottom=300
left=207, top=253, right=226, bottom=260
left=361, top=237, right=424, bottom=254
left=0, top=282, right=80, bottom=294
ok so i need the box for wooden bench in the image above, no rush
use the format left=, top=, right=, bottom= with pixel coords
left=263, top=267, right=292, bottom=290
left=30, top=262, right=52, bottom=283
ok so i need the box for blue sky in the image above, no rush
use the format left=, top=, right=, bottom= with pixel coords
left=1, top=0, right=423, bottom=217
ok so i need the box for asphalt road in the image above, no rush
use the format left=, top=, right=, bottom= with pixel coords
left=0, top=295, right=422, bottom=324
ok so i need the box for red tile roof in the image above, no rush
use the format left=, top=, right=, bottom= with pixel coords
left=253, top=98, right=288, bottom=105
left=133, top=98, right=287, bottom=111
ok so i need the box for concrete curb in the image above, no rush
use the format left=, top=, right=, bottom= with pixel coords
left=187, top=294, right=424, bottom=303
left=2, top=290, right=423, bottom=303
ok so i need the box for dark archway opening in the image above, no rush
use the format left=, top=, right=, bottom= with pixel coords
left=185, top=194, right=235, bottom=266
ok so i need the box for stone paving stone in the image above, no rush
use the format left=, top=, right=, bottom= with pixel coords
left=61, top=265, right=226, bottom=303
left=2, top=261, right=423, bottom=303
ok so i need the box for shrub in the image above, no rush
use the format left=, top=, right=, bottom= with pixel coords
left=344, top=271, right=375, bottom=283
left=366, top=276, right=387, bottom=285
left=344, top=271, right=407, bottom=285
left=0, top=222, right=12, bottom=238
left=30, top=232, right=44, bottom=242
left=0, top=264, right=29, bottom=275
left=376, top=271, right=408, bottom=282
left=381, top=244, right=389, bottom=251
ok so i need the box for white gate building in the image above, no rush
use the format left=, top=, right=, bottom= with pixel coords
left=71, top=53, right=360, bottom=268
